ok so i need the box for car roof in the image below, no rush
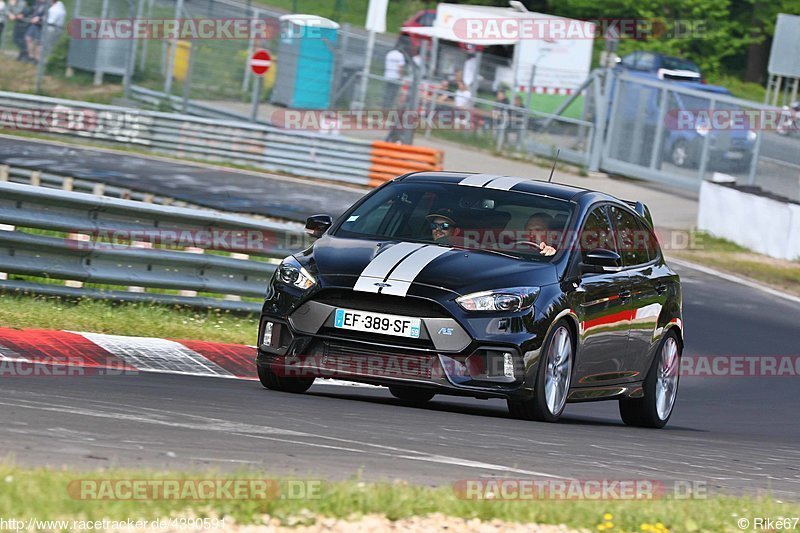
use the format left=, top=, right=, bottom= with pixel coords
left=395, top=171, right=621, bottom=204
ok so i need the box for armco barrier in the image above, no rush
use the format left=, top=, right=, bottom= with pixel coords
left=368, top=141, right=444, bottom=187
left=0, top=181, right=310, bottom=312
left=0, top=91, right=443, bottom=186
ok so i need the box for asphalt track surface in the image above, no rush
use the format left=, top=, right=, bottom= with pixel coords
left=0, top=137, right=364, bottom=221
left=1, top=264, right=798, bottom=498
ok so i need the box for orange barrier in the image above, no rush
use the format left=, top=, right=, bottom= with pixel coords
left=368, top=141, right=444, bottom=187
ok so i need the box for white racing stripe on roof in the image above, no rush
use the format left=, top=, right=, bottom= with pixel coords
left=353, top=242, right=425, bottom=293
left=458, top=174, right=506, bottom=187
left=73, top=332, right=233, bottom=376
left=483, top=176, right=531, bottom=190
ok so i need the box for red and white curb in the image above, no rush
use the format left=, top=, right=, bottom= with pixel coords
left=0, top=328, right=374, bottom=387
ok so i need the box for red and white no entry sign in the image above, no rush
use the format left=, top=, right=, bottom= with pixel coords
left=250, top=50, right=272, bottom=76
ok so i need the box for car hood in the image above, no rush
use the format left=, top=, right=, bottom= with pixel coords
left=299, top=236, right=558, bottom=296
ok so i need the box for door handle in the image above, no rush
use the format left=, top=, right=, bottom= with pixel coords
left=618, top=290, right=632, bottom=300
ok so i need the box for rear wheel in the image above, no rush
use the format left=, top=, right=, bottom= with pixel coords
left=508, top=321, right=573, bottom=422
left=389, top=386, right=435, bottom=403
left=619, top=331, right=680, bottom=428
left=257, top=363, right=315, bottom=393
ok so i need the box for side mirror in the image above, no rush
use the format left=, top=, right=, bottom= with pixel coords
left=581, top=248, right=622, bottom=273
left=305, top=214, right=333, bottom=238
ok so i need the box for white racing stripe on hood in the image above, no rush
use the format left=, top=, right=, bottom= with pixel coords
left=379, top=246, right=451, bottom=296
left=353, top=243, right=451, bottom=296
left=353, top=242, right=425, bottom=293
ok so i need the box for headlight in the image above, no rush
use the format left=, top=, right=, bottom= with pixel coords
left=747, top=130, right=758, bottom=142
left=695, top=123, right=710, bottom=136
left=277, top=256, right=316, bottom=290
left=456, top=287, right=539, bottom=312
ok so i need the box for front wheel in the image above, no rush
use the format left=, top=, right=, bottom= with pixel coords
left=619, top=331, right=681, bottom=428
left=508, top=320, right=573, bottom=422
left=257, top=363, right=315, bottom=393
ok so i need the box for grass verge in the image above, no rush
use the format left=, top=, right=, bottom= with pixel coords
left=0, top=463, right=796, bottom=532
left=668, top=231, right=800, bottom=297
left=0, top=293, right=258, bottom=344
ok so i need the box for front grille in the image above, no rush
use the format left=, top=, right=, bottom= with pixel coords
left=312, top=289, right=448, bottom=318
left=319, top=327, right=436, bottom=349
left=321, top=341, right=437, bottom=380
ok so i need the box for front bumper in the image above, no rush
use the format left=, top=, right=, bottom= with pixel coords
left=256, top=292, right=544, bottom=400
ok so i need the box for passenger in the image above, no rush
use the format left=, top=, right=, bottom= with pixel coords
left=524, top=213, right=557, bottom=256
left=426, top=209, right=459, bottom=245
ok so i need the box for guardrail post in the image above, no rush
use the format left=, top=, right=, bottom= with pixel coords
left=93, top=183, right=105, bottom=196
left=224, top=252, right=249, bottom=301
left=127, top=240, right=153, bottom=293
left=62, top=177, right=74, bottom=191
left=0, top=166, right=9, bottom=182
left=0, top=223, right=13, bottom=280
left=30, top=170, right=42, bottom=186
left=65, top=233, right=90, bottom=288
left=179, top=246, right=204, bottom=297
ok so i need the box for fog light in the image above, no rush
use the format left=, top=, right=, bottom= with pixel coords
left=503, top=352, right=514, bottom=378
left=262, top=321, right=274, bottom=347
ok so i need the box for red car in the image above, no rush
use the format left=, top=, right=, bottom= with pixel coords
left=401, top=9, right=436, bottom=51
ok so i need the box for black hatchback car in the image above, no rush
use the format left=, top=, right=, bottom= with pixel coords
left=257, top=172, right=683, bottom=428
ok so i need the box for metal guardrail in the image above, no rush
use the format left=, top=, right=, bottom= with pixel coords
left=0, top=181, right=310, bottom=312
left=0, top=91, right=377, bottom=185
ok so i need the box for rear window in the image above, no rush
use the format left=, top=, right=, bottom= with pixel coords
left=334, top=182, right=574, bottom=261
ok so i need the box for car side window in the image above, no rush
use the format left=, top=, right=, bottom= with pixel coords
left=638, top=220, right=661, bottom=262
left=620, top=52, right=638, bottom=69
left=637, top=52, right=656, bottom=71
left=608, top=206, right=651, bottom=267
left=579, top=207, right=618, bottom=261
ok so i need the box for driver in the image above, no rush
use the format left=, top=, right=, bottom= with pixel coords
left=524, top=213, right=557, bottom=256
left=426, top=209, right=459, bottom=245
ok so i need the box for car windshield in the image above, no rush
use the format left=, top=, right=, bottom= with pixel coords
left=661, top=56, right=701, bottom=74
left=334, top=181, right=574, bottom=261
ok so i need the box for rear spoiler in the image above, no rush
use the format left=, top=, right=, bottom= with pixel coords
left=625, top=200, right=654, bottom=228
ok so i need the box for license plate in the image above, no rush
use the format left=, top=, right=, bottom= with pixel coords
left=334, top=308, right=421, bottom=338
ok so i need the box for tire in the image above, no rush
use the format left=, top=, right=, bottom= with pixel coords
left=507, top=320, right=574, bottom=422
left=257, top=362, right=315, bottom=394
left=389, top=385, right=435, bottom=403
left=619, top=331, right=681, bottom=428
left=670, top=140, right=692, bottom=168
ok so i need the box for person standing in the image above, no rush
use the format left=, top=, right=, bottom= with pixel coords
left=8, top=0, right=29, bottom=61
left=40, top=0, right=64, bottom=61
left=0, top=0, right=7, bottom=48
left=25, top=0, right=45, bottom=63
left=383, top=42, right=406, bottom=109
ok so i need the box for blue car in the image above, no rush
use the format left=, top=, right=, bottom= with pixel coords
left=662, top=83, right=757, bottom=169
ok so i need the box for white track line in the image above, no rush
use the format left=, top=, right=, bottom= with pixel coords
left=668, top=256, right=800, bottom=306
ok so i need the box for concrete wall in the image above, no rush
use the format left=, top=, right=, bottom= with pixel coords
left=698, top=180, right=800, bottom=261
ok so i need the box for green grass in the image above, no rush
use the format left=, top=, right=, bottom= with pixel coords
left=670, top=231, right=800, bottom=296
left=705, top=74, right=766, bottom=104
left=0, top=463, right=796, bottom=531
left=0, top=293, right=257, bottom=344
